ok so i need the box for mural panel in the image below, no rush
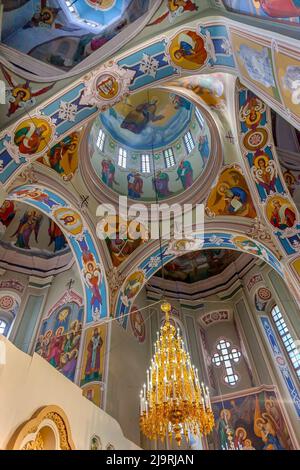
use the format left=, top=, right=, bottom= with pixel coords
left=223, top=0, right=300, bottom=26
left=208, top=386, right=294, bottom=450
left=206, top=166, right=257, bottom=218
left=35, top=291, right=83, bottom=382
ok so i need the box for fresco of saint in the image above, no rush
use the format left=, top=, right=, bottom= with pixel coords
left=14, top=122, right=49, bottom=155
left=84, top=328, right=103, bottom=383
left=269, top=198, right=296, bottom=230
left=102, top=159, right=117, bottom=189
left=172, top=31, right=208, bottom=68
left=48, top=220, right=67, bottom=252
left=176, top=160, right=193, bottom=189
left=152, top=171, right=172, bottom=198
left=127, top=172, right=144, bottom=199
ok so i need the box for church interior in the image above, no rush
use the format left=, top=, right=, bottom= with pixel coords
left=1, top=0, right=300, bottom=451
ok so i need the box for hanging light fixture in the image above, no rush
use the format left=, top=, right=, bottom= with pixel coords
left=139, top=301, right=214, bottom=446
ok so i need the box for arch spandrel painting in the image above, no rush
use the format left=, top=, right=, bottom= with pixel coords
left=223, top=0, right=300, bottom=26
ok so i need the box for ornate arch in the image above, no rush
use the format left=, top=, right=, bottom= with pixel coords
left=114, top=226, right=286, bottom=328
left=7, top=405, right=75, bottom=450
left=6, top=182, right=108, bottom=325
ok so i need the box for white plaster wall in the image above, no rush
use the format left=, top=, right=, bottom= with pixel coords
left=0, top=336, right=139, bottom=450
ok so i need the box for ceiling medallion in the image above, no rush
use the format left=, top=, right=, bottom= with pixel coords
left=80, top=63, right=135, bottom=110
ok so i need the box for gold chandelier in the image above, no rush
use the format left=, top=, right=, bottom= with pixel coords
left=139, top=302, right=214, bottom=446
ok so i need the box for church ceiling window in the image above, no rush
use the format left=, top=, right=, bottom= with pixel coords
left=183, top=130, right=195, bottom=154
left=271, top=305, right=300, bottom=379
left=118, top=147, right=127, bottom=169
left=96, top=128, right=106, bottom=152
left=164, top=148, right=176, bottom=169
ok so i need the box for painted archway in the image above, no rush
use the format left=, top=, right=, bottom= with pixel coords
left=6, top=184, right=108, bottom=324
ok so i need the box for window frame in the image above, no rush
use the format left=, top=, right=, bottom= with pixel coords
left=118, top=147, right=127, bottom=169
left=270, top=303, right=300, bottom=381
left=164, top=147, right=176, bottom=169
left=183, top=130, right=195, bottom=154
left=96, top=128, right=106, bottom=152
left=195, top=107, right=205, bottom=129
left=141, top=154, right=151, bottom=174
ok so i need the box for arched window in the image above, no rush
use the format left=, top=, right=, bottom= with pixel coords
left=0, top=319, right=7, bottom=335
left=271, top=305, right=300, bottom=379
left=118, top=147, right=127, bottom=168
left=141, top=154, right=150, bottom=173
left=96, top=129, right=106, bottom=151
left=183, top=131, right=195, bottom=154
left=164, top=148, right=175, bottom=168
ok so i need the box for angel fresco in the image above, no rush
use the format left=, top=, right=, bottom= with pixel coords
left=1, top=65, right=54, bottom=117
left=251, top=154, right=277, bottom=194
left=148, top=0, right=198, bottom=25
left=120, top=99, right=165, bottom=135
left=12, top=210, right=43, bottom=249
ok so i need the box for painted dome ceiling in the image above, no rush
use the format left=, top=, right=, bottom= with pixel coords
left=155, top=249, right=241, bottom=284
left=2, top=0, right=150, bottom=70
left=89, top=89, right=211, bottom=201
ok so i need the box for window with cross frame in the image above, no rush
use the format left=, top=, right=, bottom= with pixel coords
left=212, top=338, right=241, bottom=386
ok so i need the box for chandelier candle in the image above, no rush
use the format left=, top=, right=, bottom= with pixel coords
left=139, top=302, right=214, bottom=446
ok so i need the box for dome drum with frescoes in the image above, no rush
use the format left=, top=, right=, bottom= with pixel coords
left=89, top=88, right=212, bottom=202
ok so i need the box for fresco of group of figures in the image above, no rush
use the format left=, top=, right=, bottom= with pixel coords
left=35, top=298, right=84, bottom=382
left=2, top=0, right=150, bottom=69
left=0, top=200, right=68, bottom=253
left=208, top=387, right=294, bottom=450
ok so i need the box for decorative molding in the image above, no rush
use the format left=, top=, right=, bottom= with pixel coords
left=7, top=405, right=76, bottom=450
